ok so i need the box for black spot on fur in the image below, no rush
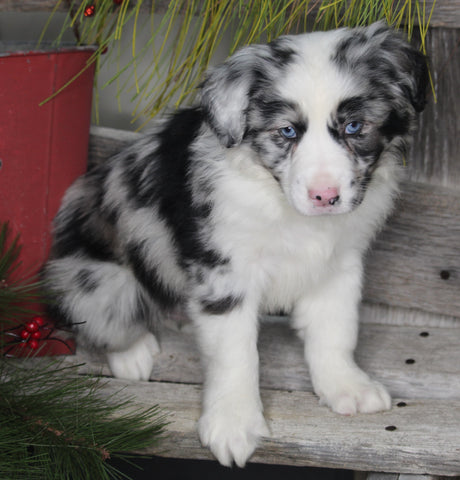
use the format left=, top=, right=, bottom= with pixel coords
left=132, top=290, right=157, bottom=332
left=120, top=108, right=226, bottom=269
left=380, top=110, right=410, bottom=139
left=336, top=96, right=367, bottom=123
left=401, top=47, right=429, bottom=112
left=153, top=108, right=228, bottom=268
left=123, top=153, right=155, bottom=206
left=328, top=124, right=340, bottom=142
left=50, top=162, right=119, bottom=262
left=250, top=98, right=306, bottom=133
left=269, top=38, right=296, bottom=66
left=52, top=207, right=116, bottom=262
left=102, top=205, right=120, bottom=225
left=75, top=268, right=99, bottom=293
left=351, top=170, right=373, bottom=207
left=333, top=32, right=368, bottom=66
left=126, top=242, right=181, bottom=310
left=200, top=295, right=243, bottom=315
left=353, top=140, right=384, bottom=164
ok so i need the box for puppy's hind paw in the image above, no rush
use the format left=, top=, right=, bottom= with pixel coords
left=107, top=332, right=160, bottom=381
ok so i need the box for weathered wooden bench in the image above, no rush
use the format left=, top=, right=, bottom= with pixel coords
left=79, top=125, right=460, bottom=479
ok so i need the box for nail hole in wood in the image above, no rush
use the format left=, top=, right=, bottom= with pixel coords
left=385, top=425, right=397, bottom=431
left=397, top=401, right=407, bottom=407
left=440, top=270, right=450, bottom=280
left=420, top=331, right=429, bottom=337
left=405, top=358, right=415, bottom=365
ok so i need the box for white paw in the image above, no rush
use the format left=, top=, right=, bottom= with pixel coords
left=198, top=403, right=269, bottom=467
left=317, top=373, right=391, bottom=415
left=106, top=332, right=160, bottom=381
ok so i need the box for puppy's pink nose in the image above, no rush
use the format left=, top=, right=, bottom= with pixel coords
left=308, top=187, right=340, bottom=207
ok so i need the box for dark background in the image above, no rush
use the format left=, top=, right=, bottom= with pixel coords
left=109, top=456, right=354, bottom=480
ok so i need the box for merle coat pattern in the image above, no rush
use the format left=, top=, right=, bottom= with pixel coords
left=43, top=23, right=428, bottom=467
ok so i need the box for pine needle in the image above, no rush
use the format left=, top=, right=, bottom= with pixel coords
left=0, top=223, right=42, bottom=327
left=0, top=221, right=167, bottom=479
left=0, top=360, right=168, bottom=480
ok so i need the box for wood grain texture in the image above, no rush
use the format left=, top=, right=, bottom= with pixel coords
left=88, top=126, right=460, bottom=320
left=1, top=1, right=459, bottom=28
left=364, top=474, right=443, bottom=480
left=407, top=28, right=460, bottom=187
left=363, top=181, right=460, bottom=318
left=63, top=318, right=460, bottom=475
left=96, top=378, right=460, bottom=475
left=73, top=319, right=460, bottom=401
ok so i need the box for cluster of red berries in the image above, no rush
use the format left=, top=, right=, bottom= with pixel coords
left=19, top=316, right=48, bottom=350
left=84, top=0, right=124, bottom=17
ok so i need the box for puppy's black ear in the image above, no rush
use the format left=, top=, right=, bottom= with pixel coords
left=337, top=22, right=430, bottom=113
left=200, top=45, right=270, bottom=148
left=402, top=46, right=429, bottom=112
left=369, top=23, right=429, bottom=112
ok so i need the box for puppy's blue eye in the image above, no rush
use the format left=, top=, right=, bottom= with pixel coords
left=345, top=121, right=363, bottom=135
left=280, top=126, right=297, bottom=139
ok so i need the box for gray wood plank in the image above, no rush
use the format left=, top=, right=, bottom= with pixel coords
left=63, top=300, right=460, bottom=475
left=98, top=378, right=460, bottom=475
left=364, top=474, right=442, bottom=480
left=363, top=181, right=460, bottom=318
left=74, top=319, right=460, bottom=400
left=87, top=126, right=460, bottom=320
left=407, top=27, right=460, bottom=187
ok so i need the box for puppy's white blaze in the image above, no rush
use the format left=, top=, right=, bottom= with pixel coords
left=278, top=30, right=357, bottom=116
left=272, top=34, right=363, bottom=216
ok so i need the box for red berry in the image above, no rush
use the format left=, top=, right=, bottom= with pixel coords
left=34, top=316, right=45, bottom=327
left=28, top=339, right=39, bottom=349
left=25, top=321, right=39, bottom=333
left=20, top=329, right=30, bottom=340
left=113, top=0, right=123, bottom=5
left=84, top=5, right=96, bottom=17
left=31, top=331, right=42, bottom=340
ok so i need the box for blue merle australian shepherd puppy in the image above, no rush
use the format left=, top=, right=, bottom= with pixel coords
left=43, top=23, right=428, bottom=467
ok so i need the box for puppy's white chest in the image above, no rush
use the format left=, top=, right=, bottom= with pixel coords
left=259, top=224, right=339, bottom=312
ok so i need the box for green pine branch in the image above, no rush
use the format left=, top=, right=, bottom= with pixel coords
left=0, top=360, right=168, bottom=480
left=0, top=222, right=42, bottom=327
left=0, top=221, right=168, bottom=479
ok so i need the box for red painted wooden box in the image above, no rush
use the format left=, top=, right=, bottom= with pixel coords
left=0, top=44, right=96, bottom=279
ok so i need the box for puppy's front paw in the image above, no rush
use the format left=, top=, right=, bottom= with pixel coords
left=198, top=403, right=269, bottom=467
left=106, top=332, right=160, bottom=381
left=317, top=372, right=391, bottom=415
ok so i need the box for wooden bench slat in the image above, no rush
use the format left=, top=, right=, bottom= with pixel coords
left=99, top=378, right=460, bottom=475
left=70, top=319, right=460, bottom=475
left=75, top=320, right=460, bottom=400
left=363, top=181, right=460, bottom=318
